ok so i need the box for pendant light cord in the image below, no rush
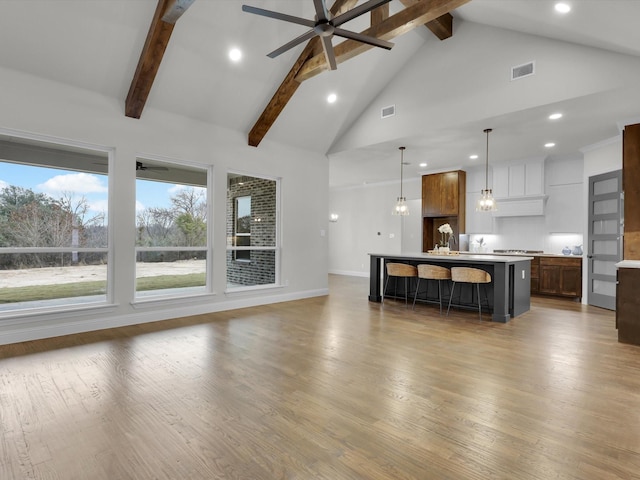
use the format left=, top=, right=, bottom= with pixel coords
left=399, top=146, right=405, bottom=198
left=484, top=128, right=492, bottom=190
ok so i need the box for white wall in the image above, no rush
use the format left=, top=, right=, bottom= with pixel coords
left=328, top=178, right=421, bottom=276
left=0, top=66, right=330, bottom=345
left=332, top=21, right=640, bottom=153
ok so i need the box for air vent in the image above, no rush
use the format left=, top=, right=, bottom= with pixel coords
left=381, top=105, right=395, bottom=118
left=511, top=61, right=535, bottom=80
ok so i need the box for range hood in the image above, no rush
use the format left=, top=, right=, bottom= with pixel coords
left=492, top=195, right=547, bottom=217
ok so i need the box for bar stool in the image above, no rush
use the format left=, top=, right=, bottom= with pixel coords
left=446, top=267, right=492, bottom=320
left=412, top=264, right=451, bottom=315
left=383, top=263, right=418, bottom=307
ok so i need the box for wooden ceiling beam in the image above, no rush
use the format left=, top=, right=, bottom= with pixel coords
left=247, top=0, right=359, bottom=147
left=125, top=0, right=194, bottom=119
left=398, top=0, right=454, bottom=40
left=296, top=0, right=471, bottom=82
left=371, top=3, right=390, bottom=25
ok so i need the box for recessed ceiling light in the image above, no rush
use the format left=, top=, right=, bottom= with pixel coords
left=549, top=113, right=563, bottom=120
left=229, top=48, right=242, bottom=62
left=419, top=162, right=427, bottom=168
left=555, top=3, right=571, bottom=14
left=545, top=142, right=556, bottom=148
left=327, top=93, right=337, bottom=104
left=470, top=154, right=478, bottom=160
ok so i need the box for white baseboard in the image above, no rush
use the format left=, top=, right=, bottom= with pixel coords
left=0, top=288, right=329, bottom=346
left=329, top=269, right=369, bottom=278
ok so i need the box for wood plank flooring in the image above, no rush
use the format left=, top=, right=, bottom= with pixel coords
left=1, top=274, right=639, bottom=479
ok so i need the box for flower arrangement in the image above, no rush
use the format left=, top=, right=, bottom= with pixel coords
left=437, top=223, right=454, bottom=247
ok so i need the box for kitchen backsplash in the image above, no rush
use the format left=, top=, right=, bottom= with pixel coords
left=465, top=231, right=584, bottom=255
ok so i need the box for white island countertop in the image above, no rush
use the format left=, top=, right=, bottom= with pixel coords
left=369, top=252, right=533, bottom=263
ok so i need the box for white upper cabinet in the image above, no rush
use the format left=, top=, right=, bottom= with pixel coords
left=494, top=158, right=545, bottom=199
left=492, top=158, right=547, bottom=217
left=525, top=161, right=544, bottom=196
left=509, top=164, right=526, bottom=196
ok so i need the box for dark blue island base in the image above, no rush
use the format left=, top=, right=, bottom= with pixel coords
left=369, top=253, right=532, bottom=323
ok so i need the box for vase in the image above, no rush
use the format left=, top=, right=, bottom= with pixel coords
left=572, top=245, right=583, bottom=255
left=439, top=246, right=450, bottom=254
left=562, top=246, right=571, bottom=255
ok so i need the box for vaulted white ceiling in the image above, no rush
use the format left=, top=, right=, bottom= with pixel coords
left=0, top=0, right=639, bottom=188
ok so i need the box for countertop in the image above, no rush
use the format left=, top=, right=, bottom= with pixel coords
left=369, top=252, right=533, bottom=263
left=460, top=251, right=582, bottom=259
left=617, top=260, right=640, bottom=269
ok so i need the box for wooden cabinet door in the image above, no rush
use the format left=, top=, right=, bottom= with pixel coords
left=539, top=257, right=582, bottom=298
left=422, top=174, right=441, bottom=216
left=540, top=265, right=561, bottom=294
left=530, top=257, right=540, bottom=294
left=439, top=171, right=460, bottom=215
left=560, top=266, right=582, bottom=297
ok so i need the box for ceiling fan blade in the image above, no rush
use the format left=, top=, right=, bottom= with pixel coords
left=267, top=29, right=317, bottom=58
left=136, top=161, right=168, bottom=171
left=333, top=27, right=394, bottom=50
left=242, top=5, right=315, bottom=28
left=313, top=0, right=329, bottom=22
left=320, top=35, right=337, bottom=70
left=332, top=0, right=392, bottom=27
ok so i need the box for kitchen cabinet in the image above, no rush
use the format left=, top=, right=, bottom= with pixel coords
left=422, top=171, right=466, bottom=251
left=493, top=159, right=544, bottom=199
left=530, top=256, right=540, bottom=294
left=617, top=266, right=640, bottom=345
left=491, top=159, right=546, bottom=217
left=422, top=171, right=464, bottom=216
left=539, top=256, right=582, bottom=299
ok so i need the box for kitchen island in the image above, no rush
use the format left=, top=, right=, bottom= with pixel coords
left=369, top=252, right=532, bottom=322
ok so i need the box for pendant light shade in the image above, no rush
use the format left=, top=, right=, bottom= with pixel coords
left=392, top=146, right=409, bottom=215
left=476, top=128, right=497, bottom=212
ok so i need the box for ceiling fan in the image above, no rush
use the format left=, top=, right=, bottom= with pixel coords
left=136, top=161, right=168, bottom=171
left=242, top=0, right=394, bottom=70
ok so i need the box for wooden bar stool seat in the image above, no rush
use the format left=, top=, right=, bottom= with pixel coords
left=384, top=263, right=418, bottom=307
left=446, top=267, right=492, bottom=320
left=412, top=264, right=451, bottom=315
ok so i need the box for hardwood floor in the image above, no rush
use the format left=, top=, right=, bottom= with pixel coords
left=1, top=274, right=639, bottom=479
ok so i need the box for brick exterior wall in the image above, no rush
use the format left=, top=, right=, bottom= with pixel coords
left=226, top=175, right=277, bottom=286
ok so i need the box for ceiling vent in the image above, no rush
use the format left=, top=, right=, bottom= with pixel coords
left=381, top=105, right=396, bottom=119
left=511, top=61, right=535, bottom=80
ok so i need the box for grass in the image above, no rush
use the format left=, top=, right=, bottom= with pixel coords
left=0, top=273, right=206, bottom=304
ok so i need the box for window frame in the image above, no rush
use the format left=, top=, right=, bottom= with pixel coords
left=133, top=154, right=212, bottom=301
left=233, top=195, right=251, bottom=262
left=226, top=171, right=281, bottom=292
left=0, top=127, right=114, bottom=316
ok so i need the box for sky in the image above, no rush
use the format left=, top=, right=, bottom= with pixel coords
left=0, top=161, right=204, bottom=219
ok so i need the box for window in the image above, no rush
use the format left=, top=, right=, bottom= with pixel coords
left=227, top=173, right=279, bottom=289
left=135, top=158, right=209, bottom=299
left=0, top=133, right=110, bottom=314
left=234, top=195, right=251, bottom=262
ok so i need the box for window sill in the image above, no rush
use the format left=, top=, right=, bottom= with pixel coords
left=0, top=301, right=119, bottom=325
left=224, top=283, right=284, bottom=296
left=131, top=291, right=217, bottom=309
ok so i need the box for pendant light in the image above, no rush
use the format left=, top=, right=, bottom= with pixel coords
left=392, top=146, right=409, bottom=215
left=476, top=128, right=497, bottom=212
